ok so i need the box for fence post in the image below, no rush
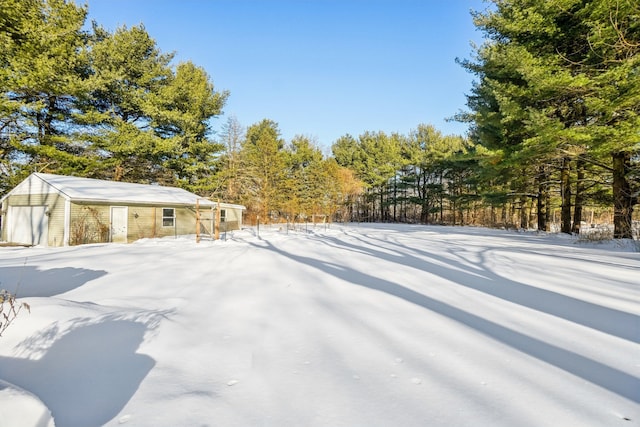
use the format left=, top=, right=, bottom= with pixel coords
left=196, top=199, right=201, bottom=243
left=214, top=200, right=221, bottom=240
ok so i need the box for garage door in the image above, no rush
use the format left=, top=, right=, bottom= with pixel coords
left=7, top=206, right=49, bottom=246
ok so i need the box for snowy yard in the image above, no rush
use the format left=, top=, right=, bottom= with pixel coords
left=0, top=223, right=638, bottom=427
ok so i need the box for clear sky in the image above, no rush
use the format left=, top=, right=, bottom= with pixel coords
left=83, top=0, right=488, bottom=149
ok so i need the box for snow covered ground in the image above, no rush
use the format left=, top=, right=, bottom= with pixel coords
left=0, top=223, right=638, bottom=427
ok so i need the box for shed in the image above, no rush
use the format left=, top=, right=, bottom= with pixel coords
left=0, top=173, right=245, bottom=246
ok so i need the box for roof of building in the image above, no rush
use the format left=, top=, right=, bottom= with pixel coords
left=2, top=173, right=244, bottom=209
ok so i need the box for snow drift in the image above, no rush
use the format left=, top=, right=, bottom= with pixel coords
left=0, top=223, right=638, bottom=426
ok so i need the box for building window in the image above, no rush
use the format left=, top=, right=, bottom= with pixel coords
left=220, top=209, right=226, bottom=222
left=162, top=208, right=175, bottom=227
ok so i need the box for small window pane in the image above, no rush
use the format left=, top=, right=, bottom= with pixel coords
left=162, top=208, right=175, bottom=227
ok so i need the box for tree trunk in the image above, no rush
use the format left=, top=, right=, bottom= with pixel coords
left=392, top=176, right=397, bottom=222
left=379, top=186, right=385, bottom=221
left=612, top=151, right=633, bottom=239
left=536, top=165, right=549, bottom=231
left=420, top=200, right=428, bottom=223
left=571, top=158, right=585, bottom=234
left=509, top=202, right=516, bottom=228
left=439, top=172, right=444, bottom=222
left=560, top=157, right=572, bottom=234
left=418, top=172, right=428, bottom=223
left=519, top=196, right=528, bottom=229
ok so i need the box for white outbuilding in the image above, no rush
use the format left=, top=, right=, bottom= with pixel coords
left=0, top=173, right=244, bottom=246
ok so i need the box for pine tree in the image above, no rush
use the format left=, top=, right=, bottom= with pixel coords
left=78, top=24, right=228, bottom=186
left=461, top=0, right=639, bottom=237
left=239, top=119, right=287, bottom=221
left=0, top=0, right=90, bottom=183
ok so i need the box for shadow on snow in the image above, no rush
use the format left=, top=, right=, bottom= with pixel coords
left=0, top=309, right=170, bottom=427
left=253, top=233, right=639, bottom=403
left=0, top=265, right=107, bottom=297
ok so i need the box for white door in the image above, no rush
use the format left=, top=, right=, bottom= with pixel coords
left=7, top=206, right=49, bottom=246
left=110, top=206, right=128, bottom=243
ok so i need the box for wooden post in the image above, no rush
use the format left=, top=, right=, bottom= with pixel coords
left=196, top=199, right=201, bottom=243
left=214, top=199, right=220, bottom=240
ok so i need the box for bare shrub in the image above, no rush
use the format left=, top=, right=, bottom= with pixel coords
left=70, top=207, right=110, bottom=245
left=578, top=225, right=614, bottom=242
left=0, top=289, right=30, bottom=337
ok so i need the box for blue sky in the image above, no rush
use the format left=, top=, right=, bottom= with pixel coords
left=83, top=0, right=488, bottom=149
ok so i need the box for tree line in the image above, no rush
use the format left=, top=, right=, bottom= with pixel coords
left=1, top=0, right=638, bottom=238
left=332, top=0, right=639, bottom=239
